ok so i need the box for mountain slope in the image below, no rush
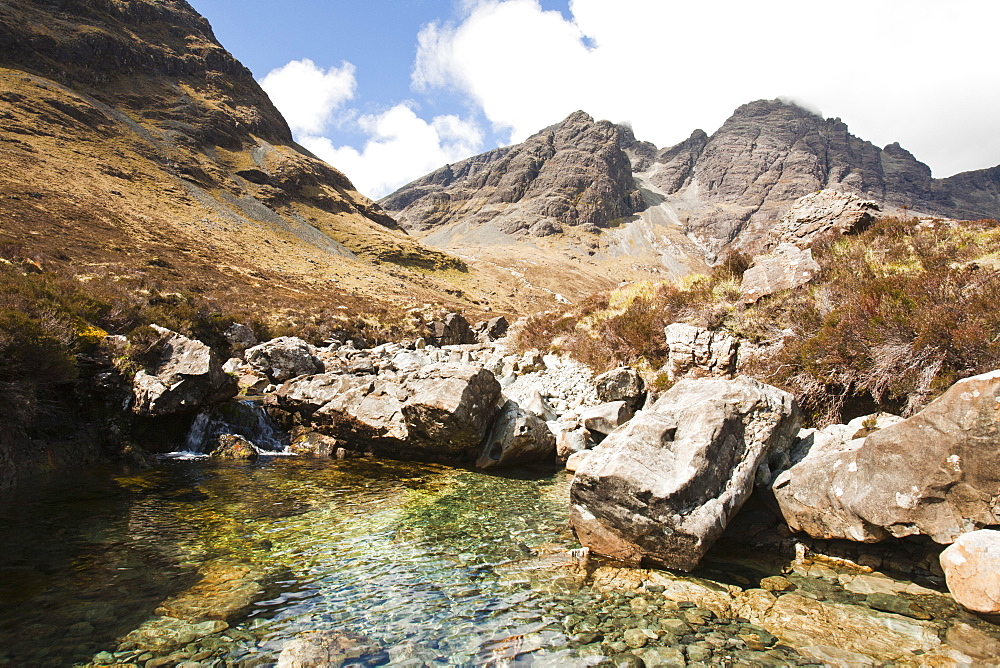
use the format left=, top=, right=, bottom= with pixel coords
left=0, top=0, right=548, bottom=319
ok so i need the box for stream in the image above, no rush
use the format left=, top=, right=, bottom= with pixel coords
left=0, top=456, right=996, bottom=667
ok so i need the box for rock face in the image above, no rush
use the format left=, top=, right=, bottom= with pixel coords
left=381, top=111, right=643, bottom=238
left=740, top=243, right=821, bottom=302
left=476, top=400, right=555, bottom=469
left=940, top=530, right=1000, bottom=614
left=768, top=190, right=881, bottom=249
left=663, top=323, right=739, bottom=381
left=245, top=337, right=323, bottom=383
left=570, top=377, right=800, bottom=571
left=773, top=371, right=1000, bottom=544
left=132, top=326, right=236, bottom=416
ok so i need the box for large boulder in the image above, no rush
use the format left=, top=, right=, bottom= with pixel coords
left=570, top=377, right=800, bottom=571
left=132, top=326, right=237, bottom=416
left=245, top=337, right=323, bottom=383
left=740, top=243, right=821, bottom=302
left=475, top=315, right=510, bottom=343
left=940, top=530, right=1000, bottom=614
left=580, top=401, right=634, bottom=435
left=768, top=190, right=881, bottom=249
left=663, top=323, right=739, bottom=381
left=272, top=363, right=501, bottom=461
left=773, top=371, right=1000, bottom=544
left=594, top=367, right=646, bottom=409
left=402, top=363, right=502, bottom=454
left=476, top=400, right=556, bottom=469
left=426, top=312, right=476, bottom=346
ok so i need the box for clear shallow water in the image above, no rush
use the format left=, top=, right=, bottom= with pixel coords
left=0, top=457, right=588, bottom=666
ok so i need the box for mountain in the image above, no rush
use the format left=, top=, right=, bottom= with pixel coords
left=383, top=100, right=1000, bottom=272
left=648, top=99, right=1000, bottom=258
left=381, top=111, right=713, bottom=302
left=0, top=0, right=547, bottom=319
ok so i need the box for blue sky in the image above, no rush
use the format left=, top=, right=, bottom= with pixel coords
left=190, top=0, right=1000, bottom=200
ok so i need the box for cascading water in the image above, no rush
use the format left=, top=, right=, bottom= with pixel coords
left=183, top=400, right=289, bottom=453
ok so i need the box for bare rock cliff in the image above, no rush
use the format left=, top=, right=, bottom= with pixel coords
left=650, top=99, right=1000, bottom=257
left=381, top=111, right=643, bottom=237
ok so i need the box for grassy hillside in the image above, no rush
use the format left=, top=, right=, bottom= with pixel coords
left=517, top=217, right=1000, bottom=425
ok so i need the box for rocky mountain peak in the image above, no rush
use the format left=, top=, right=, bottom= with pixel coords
left=381, top=110, right=643, bottom=237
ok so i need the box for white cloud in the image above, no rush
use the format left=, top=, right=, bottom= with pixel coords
left=300, top=104, right=483, bottom=198
left=412, top=0, right=1000, bottom=177
left=260, top=59, right=357, bottom=135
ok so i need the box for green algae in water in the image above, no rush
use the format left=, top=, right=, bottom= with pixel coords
left=0, top=458, right=585, bottom=666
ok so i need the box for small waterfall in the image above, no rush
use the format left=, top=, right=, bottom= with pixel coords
left=184, top=400, right=289, bottom=453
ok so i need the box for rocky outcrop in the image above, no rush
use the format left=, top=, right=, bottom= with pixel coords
left=940, top=530, right=1000, bottom=614
left=476, top=400, right=555, bottom=469
left=244, top=337, right=323, bottom=383
left=773, top=370, right=1000, bottom=544
left=132, top=326, right=236, bottom=416
left=381, top=111, right=643, bottom=237
left=663, top=323, right=739, bottom=381
left=570, top=377, right=800, bottom=571
left=740, top=243, right=821, bottom=302
left=768, top=190, right=881, bottom=249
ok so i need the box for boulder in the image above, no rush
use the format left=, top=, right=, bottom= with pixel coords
left=565, top=449, right=592, bottom=472
left=580, top=401, right=634, bottom=435
left=210, top=434, right=259, bottom=460
left=594, top=367, right=646, bottom=409
left=273, top=363, right=501, bottom=461
left=740, top=243, right=821, bottom=302
left=245, top=337, right=323, bottom=383
left=773, top=371, right=1000, bottom=544
left=132, top=326, right=237, bottom=416
left=570, top=377, right=800, bottom=571
left=402, top=363, right=502, bottom=454
left=940, top=529, right=1000, bottom=614
left=476, top=400, right=556, bottom=469
left=427, top=312, right=476, bottom=346
left=475, top=315, right=510, bottom=343
left=555, top=425, right=590, bottom=462
left=768, top=190, right=881, bottom=249
left=663, top=323, right=739, bottom=381
left=223, top=322, right=258, bottom=349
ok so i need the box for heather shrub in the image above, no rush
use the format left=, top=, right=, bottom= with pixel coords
left=517, top=216, right=1000, bottom=425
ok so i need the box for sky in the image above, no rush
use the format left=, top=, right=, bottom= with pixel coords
left=191, top=0, right=1000, bottom=200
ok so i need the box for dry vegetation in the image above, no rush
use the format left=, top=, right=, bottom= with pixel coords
left=516, top=217, right=1000, bottom=425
